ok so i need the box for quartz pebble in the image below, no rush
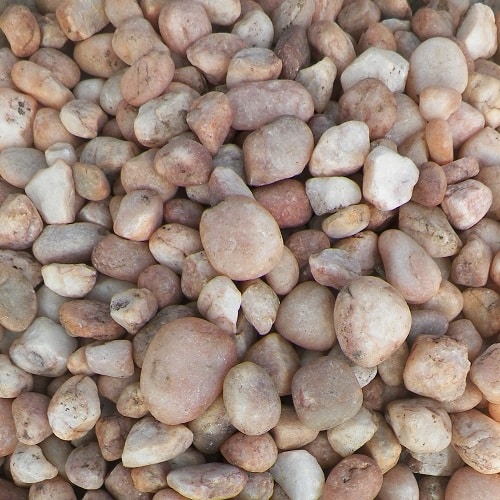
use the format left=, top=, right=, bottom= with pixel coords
left=0, top=353, right=33, bottom=398
left=305, top=176, right=362, bottom=216
left=241, top=279, right=279, bottom=335
left=10, top=443, right=58, bottom=484
left=41, top=263, right=97, bottom=298
left=0, top=88, right=37, bottom=150
left=110, top=288, right=158, bottom=335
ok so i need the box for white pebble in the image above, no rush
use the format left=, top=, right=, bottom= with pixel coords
left=41, top=263, right=97, bottom=298
left=10, top=442, right=58, bottom=484
left=305, top=176, right=362, bottom=216
left=109, top=288, right=158, bottom=334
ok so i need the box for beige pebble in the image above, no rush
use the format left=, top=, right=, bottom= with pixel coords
left=459, top=126, right=500, bottom=168
left=470, top=344, right=500, bottom=404
left=85, top=339, right=134, bottom=378
left=384, top=94, right=424, bottom=146
left=0, top=194, right=43, bottom=250
left=0, top=248, right=42, bottom=287
left=363, top=146, right=420, bottom=211
left=446, top=318, right=484, bottom=362
left=80, top=136, right=139, bottom=175
left=398, top=130, right=429, bottom=166
left=0, top=88, right=37, bottom=150
left=47, top=375, right=100, bottom=441
left=187, top=395, right=235, bottom=455
left=223, top=361, right=281, bottom=435
left=457, top=3, right=497, bottom=60
left=445, top=466, right=500, bottom=499
left=110, top=288, right=158, bottom=335
left=337, top=0, right=381, bottom=39
left=411, top=161, right=447, bottom=207
left=231, top=9, right=274, bottom=49
left=167, top=463, right=248, bottom=499
left=138, top=264, right=182, bottom=309
left=243, top=115, right=313, bottom=186
left=285, top=228, right=330, bottom=268
left=408, top=444, right=464, bottom=478
left=451, top=235, right=492, bottom=287
left=45, top=142, right=77, bottom=167
left=441, top=179, right=493, bottom=230
left=463, top=72, right=500, bottom=129
left=450, top=409, right=500, bottom=474
left=10, top=442, right=58, bottom=484
left=105, top=462, right=151, bottom=499
left=307, top=20, right=356, bottom=73
left=97, top=69, right=124, bottom=116
left=134, top=90, right=195, bottom=148
left=425, top=118, right=454, bottom=165
left=103, top=0, right=143, bottom=27
left=122, top=416, right=193, bottom=468
left=0, top=353, right=33, bottom=398
left=358, top=22, right=397, bottom=52
left=329, top=344, right=378, bottom=389
left=272, top=0, right=315, bottom=42
left=407, top=37, right=469, bottom=100
left=378, top=229, right=442, bottom=304
left=322, top=204, right=370, bottom=239
left=378, top=463, right=419, bottom=500
left=0, top=47, right=19, bottom=89
left=65, top=441, right=106, bottom=490
left=448, top=101, right=486, bottom=150
left=59, top=99, right=107, bottom=139
left=226, top=47, right=282, bottom=88
left=186, top=91, right=233, bottom=155
left=292, top=356, right=362, bottom=430
left=33, top=107, right=80, bottom=151
left=197, top=0, right=241, bottom=26
left=141, top=317, right=238, bottom=425
left=404, top=335, right=470, bottom=402
left=116, top=381, right=148, bottom=419
left=301, top=431, right=341, bottom=470
left=334, top=276, right=411, bottom=367
left=233, top=471, right=273, bottom=500
left=181, top=251, right=218, bottom=301
left=95, top=412, right=134, bottom=461
left=411, top=7, right=454, bottom=40
left=72, top=162, right=110, bottom=201
left=386, top=397, right=451, bottom=453
left=305, top=176, right=361, bottom=216
left=227, top=79, right=314, bottom=130
left=30, top=47, right=81, bottom=89
left=309, top=248, right=361, bottom=290
left=271, top=405, right=319, bottom=451
left=0, top=265, right=37, bottom=332
left=341, top=47, right=408, bottom=93
left=264, top=245, right=299, bottom=296
left=0, top=5, right=40, bottom=57
left=419, top=279, right=464, bottom=322
left=29, top=476, right=77, bottom=500
left=333, top=230, right=380, bottom=276
left=419, top=86, right=462, bottom=121
left=130, top=462, right=170, bottom=493
left=221, top=432, right=277, bottom=473
left=40, top=262, right=97, bottom=299
left=377, top=342, right=409, bottom=388
left=208, top=166, right=254, bottom=205
left=476, top=165, right=500, bottom=220
left=323, top=454, right=382, bottom=500
left=56, top=0, right=108, bottom=42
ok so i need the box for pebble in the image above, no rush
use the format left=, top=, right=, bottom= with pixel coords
left=406, top=37, right=469, bottom=100
left=270, top=450, right=324, bottom=500
left=419, top=86, right=462, bottom=121
left=0, top=398, right=17, bottom=457
left=240, top=279, right=279, bottom=335
left=305, top=176, right=362, bottom=216
left=33, top=108, right=81, bottom=152
left=291, top=356, right=362, bottom=430
left=186, top=91, right=233, bottom=155
left=321, top=204, right=371, bottom=239
left=10, top=443, right=58, bottom=484
left=476, top=165, right=500, bottom=220
left=420, top=279, right=464, bottom=322
left=59, top=299, right=125, bottom=340
left=275, top=280, right=336, bottom=351
left=65, top=442, right=106, bottom=490
left=0, top=249, right=41, bottom=288
left=226, top=80, right=314, bottom=130
left=47, top=375, right=101, bottom=441
left=462, top=72, right=500, bottom=129
left=221, top=432, right=277, bottom=473
left=167, top=463, right=248, bottom=499
left=264, top=245, right=299, bottom=296
left=451, top=235, right=492, bottom=287
left=411, top=161, right=447, bottom=207
left=200, top=196, right=283, bottom=280
left=470, top=344, right=500, bottom=404
left=358, top=22, right=396, bottom=52
left=231, top=9, right=274, bottom=49
left=0, top=146, right=47, bottom=188
left=450, top=409, right=500, bottom=474
left=274, top=25, right=310, bottom=79
left=285, top=228, right=330, bottom=268
left=271, top=404, right=319, bottom=451
left=0, top=88, right=37, bottom=150
left=72, top=162, right=110, bottom=201
left=386, top=398, right=452, bottom=454
left=333, top=230, right=380, bottom=276
left=92, top=234, right=157, bottom=282
left=122, top=416, right=193, bottom=468
left=0, top=264, right=37, bottom=332
left=41, top=263, right=97, bottom=298
left=446, top=466, right=500, bottom=499
left=341, top=47, right=409, bottom=93
left=226, top=47, right=282, bottom=88
left=0, top=5, right=40, bottom=57
left=110, top=288, right=158, bottom=335
left=0, top=353, right=33, bottom=398
left=309, top=248, right=362, bottom=290
left=243, top=115, right=313, bottom=186
left=441, top=179, right=493, bottom=230
left=448, top=101, right=486, bottom=150
left=140, top=317, right=238, bottom=425
left=29, top=476, right=77, bottom=500
left=411, top=7, right=454, bottom=40
left=24, top=159, right=77, bottom=224
left=309, top=121, right=370, bottom=176
left=378, top=229, right=442, bottom=304
left=9, top=317, right=77, bottom=377
left=234, top=471, right=274, bottom=500
left=104, top=462, right=150, bottom=499
left=425, top=118, right=454, bottom=165
left=85, top=339, right=135, bottom=378
left=459, top=126, right=500, bottom=168
left=363, top=146, right=419, bottom=211
left=56, top=0, right=108, bottom=41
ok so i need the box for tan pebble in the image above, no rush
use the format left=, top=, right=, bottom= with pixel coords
left=425, top=119, right=454, bottom=165
left=221, top=432, right=277, bottom=473
left=10, top=442, right=58, bottom=484
left=442, top=156, right=479, bottom=185
left=450, top=409, right=500, bottom=474
left=140, top=317, right=238, bottom=425
left=105, top=462, right=150, bottom=499
left=270, top=450, right=325, bottom=500
left=72, top=162, right=110, bottom=201
left=0, top=88, right=37, bottom=150
left=419, top=86, right=462, bottom=121
left=85, top=340, right=134, bottom=378
left=41, top=263, right=97, bottom=298
left=334, top=275, right=411, bottom=367
left=333, top=230, right=380, bottom=276
left=110, top=288, right=158, bottom=335
left=103, top=0, right=143, bottom=27
left=407, top=37, right=469, bottom=100
left=411, top=7, right=454, bottom=40
left=186, top=91, right=233, bottom=155
left=411, top=161, right=447, bottom=207
left=271, top=405, right=319, bottom=451
left=285, top=228, right=330, bottom=268
left=385, top=94, right=426, bottom=147
left=29, top=476, right=77, bottom=500
left=226, top=47, right=282, bottom=88
left=408, top=309, right=449, bottom=344
left=272, top=0, right=315, bottom=42
left=340, top=78, right=397, bottom=140
left=469, top=344, right=500, bottom=405
left=231, top=9, right=274, bottom=49
left=419, top=279, right=464, bottom=322
left=80, top=136, right=139, bottom=175
left=208, top=166, right=254, bottom=205
left=457, top=3, right=497, bottom=60
left=451, top=235, right=492, bottom=287
left=116, top=381, right=148, bottom=419
left=0, top=353, right=33, bottom=398
left=59, top=99, right=107, bottom=139
left=274, top=25, right=310, bottom=79
left=462, top=287, right=500, bottom=339
left=322, top=204, right=370, bottom=239
left=445, top=466, right=500, bottom=499
left=138, top=264, right=182, bottom=309
left=227, top=79, right=314, bottom=130
left=0, top=5, right=40, bottom=57
left=378, top=229, right=442, bottom=304
left=33, top=107, right=80, bottom=151
left=378, top=463, right=419, bottom=499
left=97, top=69, right=125, bottom=116
left=309, top=120, right=370, bottom=176
left=0, top=248, right=41, bottom=287
left=337, top=0, right=381, bottom=39
left=47, top=375, right=100, bottom=441
left=446, top=319, right=484, bottom=362
left=130, top=462, right=171, bottom=493
left=239, top=279, right=278, bottom=335
left=45, top=142, right=77, bottom=167
left=0, top=47, right=19, bottom=89
left=30, top=47, right=81, bottom=89
left=65, top=441, right=106, bottom=490
left=59, top=299, right=125, bottom=340
left=37, top=12, right=70, bottom=50
left=459, top=126, right=500, bottom=168
left=358, top=22, right=396, bottom=52
left=306, top=176, right=361, bottom=216
left=309, top=248, right=362, bottom=290
left=363, top=146, right=419, bottom=211
left=301, top=432, right=341, bottom=470
left=95, top=412, right=134, bottom=461
left=475, top=165, right=500, bottom=220
left=56, top=0, right=108, bottom=41
left=462, top=218, right=500, bottom=254
left=308, top=20, right=356, bottom=73
left=377, top=342, right=409, bottom=388
left=404, top=335, right=470, bottom=402
left=233, top=471, right=273, bottom=500
left=181, top=251, right=218, bottom=301
left=398, top=129, right=429, bottom=166
left=447, top=101, right=486, bottom=150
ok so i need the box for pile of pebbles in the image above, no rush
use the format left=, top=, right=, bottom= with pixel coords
left=0, top=0, right=500, bottom=498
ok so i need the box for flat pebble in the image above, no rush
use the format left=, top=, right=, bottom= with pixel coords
left=363, top=146, right=419, bottom=211
left=141, top=317, right=238, bottom=425
left=334, top=276, right=411, bottom=367
left=270, top=450, right=324, bottom=500
left=167, top=463, right=248, bottom=499
left=292, top=356, right=362, bottom=431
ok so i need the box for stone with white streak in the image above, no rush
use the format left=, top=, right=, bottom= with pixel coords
left=341, top=47, right=409, bottom=93
left=363, top=146, right=419, bottom=211
left=24, top=159, right=78, bottom=224
left=305, top=176, right=362, bottom=215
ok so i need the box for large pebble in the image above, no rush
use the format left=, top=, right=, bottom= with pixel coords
left=363, top=146, right=419, bottom=211
left=275, top=281, right=336, bottom=351
left=10, top=443, right=58, bottom=484
left=56, top=0, right=108, bottom=41
left=167, top=463, right=247, bottom=498
left=450, top=409, right=500, bottom=474
left=0, top=5, right=40, bottom=57
left=140, top=317, right=238, bottom=425
left=0, top=88, right=37, bottom=150
left=65, top=441, right=106, bottom=490
left=378, top=229, right=442, bottom=304
left=0, top=265, right=37, bottom=332
left=243, top=115, right=313, bottom=186
left=270, top=450, right=324, bottom=500
left=334, top=276, right=411, bottom=367
left=226, top=80, right=314, bottom=130
left=200, top=196, right=283, bottom=281
left=291, top=356, right=362, bottom=430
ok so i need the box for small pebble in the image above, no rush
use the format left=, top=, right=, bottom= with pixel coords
left=65, top=441, right=107, bottom=490
left=0, top=353, right=33, bottom=398
left=110, top=288, right=158, bottom=335
left=305, top=176, right=362, bottom=216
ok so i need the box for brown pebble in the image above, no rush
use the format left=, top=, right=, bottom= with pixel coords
left=274, top=25, right=310, bottom=79
left=445, top=466, right=500, bottom=498
left=0, top=5, right=41, bottom=57
left=285, top=229, right=330, bottom=268
left=425, top=118, right=454, bottom=165
left=411, top=161, right=447, bottom=207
